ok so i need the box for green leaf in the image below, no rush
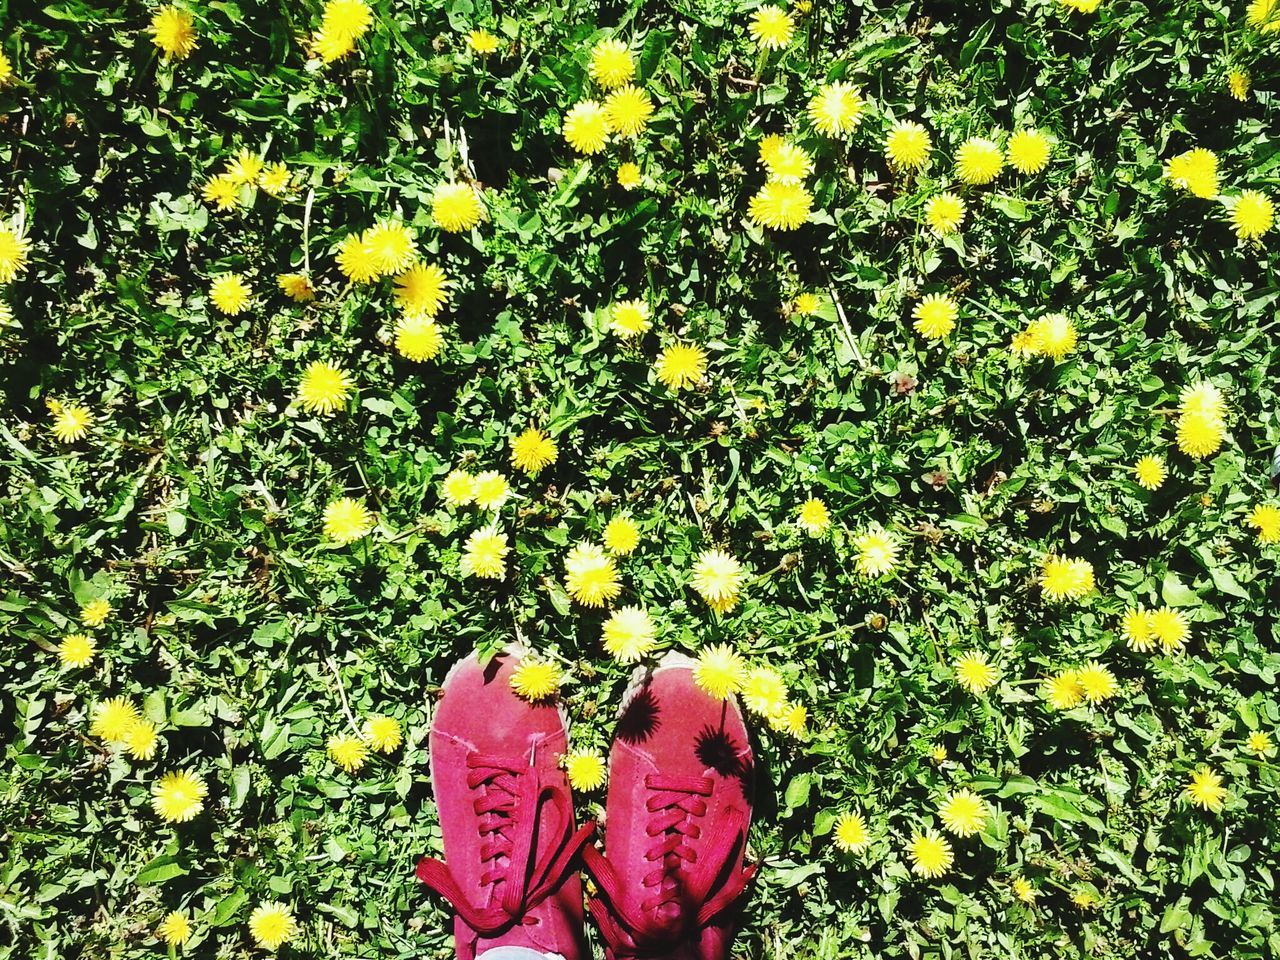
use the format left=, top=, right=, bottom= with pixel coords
left=1161, top=571, right=1200, bottom=607
left=136, top=855, right=187, bottom=886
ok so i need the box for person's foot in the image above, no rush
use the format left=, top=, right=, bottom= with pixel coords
left=418, top=650, right=594, bottom=960
left=584, top=652, right=756, bottom=960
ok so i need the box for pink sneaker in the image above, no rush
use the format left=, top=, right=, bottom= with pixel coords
left=417, top=651, right=594, bottom=960
left=584, top=653, right=757, bottom=960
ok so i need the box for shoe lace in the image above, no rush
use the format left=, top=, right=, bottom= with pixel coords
left=583, top=774, right=756, bottom=957
left=417, top=752, right=595, bottom=936
left=641, top=775, right=711, bottom=915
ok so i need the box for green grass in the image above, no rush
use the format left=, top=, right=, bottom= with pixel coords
left=3, top=0, right=1280, bottom=957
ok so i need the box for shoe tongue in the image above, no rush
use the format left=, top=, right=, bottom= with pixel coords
left=654, top=900, right=684, bottom=926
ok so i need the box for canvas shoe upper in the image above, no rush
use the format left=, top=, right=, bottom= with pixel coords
left=418, top=651, right=594, bottom=960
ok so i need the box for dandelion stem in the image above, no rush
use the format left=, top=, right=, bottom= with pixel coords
left=324, top=655, right=362, bottom=735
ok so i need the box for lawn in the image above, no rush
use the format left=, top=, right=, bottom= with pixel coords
left=2, top=0, right=1280, bottom=957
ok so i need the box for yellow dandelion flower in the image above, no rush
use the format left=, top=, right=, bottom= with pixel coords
left=258, top=163, right=291, bottom=196
left=603, top=85, right=653, bottom=137
left=924, top=193, right=965, bottom=235
left=953, top=651, right=999, bottom=694
left=362, top=715, right=402, bottom=753
left=510, top=658, right=561, bottom=701
left=588, top=38, right=634, bottom=89
left=320, top=0, right=372, bottom=42
left=742, top=666, right=788, bottom=718
left=327, top=733, right=369, bottom=773
left=601, top=605, right=657, bottom=663
left=151, top=6, right=198, bottom=61
left=854, top=528, right=899, bottom=577
left=296, top=361, right=352, bottom=415
left=81, top=598, right=112, bottom=627
left=564, top=542, right=622, bottom=607
left=277, top=272, right=315, bottom=302
left=1039, top=555, right=1094, bottom=601
left=1180, top=381, right=1225, bottom=419
left=758, top=134, right=789, bottom=169
left=157, top=911, right=192, bottom=946
left=797, top=497, right=831, bottom=536
left=1148, top=606, right=1190, bottom=653
left=762, top=142, right=814, bottom=185
left=563, top=100, right=610, bottom=155
left=248, top=902, right=298, bottom=951
left=691, top=549, right=744, bottom=613
left=432, top=182, right=485, bottom=233
left=773, top=702, right=807, bottom=737
left=833, top=812, right=870, bottom=853
left=124, top=718, right=160, bottom=761
left=1071, top=886, right=1101, bottom=909
left=807, top=82, right=865, bottom=137
left=1006, top=129, right=1051, bottom=174
left=1021, top=312, right=1077, bottom=360
left=1012, top=877, right=1037, bottom=903
left=441, top=469, right=477, bottom=508
left=1133, top=455, right=1165, bottom=490
left=616, top=162, right=643, bottom=189
left=693, top=644, right=747, bottom=699
left=335, top=231, right=380, bottom=283
left=562, top=750, right=607, bottom=791
left=224, top=149, right=263, bottom=187
left=394, top=316, right=444, bottom=361
left=201, top=174, right=240, bottom=211
left=793, top=292, right=821, bottom=316
left=907, top=830, right=954, bottom=878
left=603, top=515, right=641, bottom=555
left=655, top=343, right=708, bottom=390
left=209, top=273, right=251, bottom=315
left=311, top=27, right=356, bottom=64
left=151, top=769, right=208, bottom=822
left=1176, top=410, right=1225, bottom=459
left=747, top=181, right=812, bottom=230
left=1166, top=148, right=1219, bottom=199
left=364, top=219, right=417, bottom=275
left=1230, top=189, right=1274, bottom=240
left=1042, top=669, right=1085, bottom=710
left=394, top=262, right=450, bottom=319
left=911, top=293, right=958, bottom=340
left=510, top=427, right=558, bottom=475
left=1248, top=0, right=1280, bottom=31
left=938, top=789, right=989, bottom=837
left=91, top=697, right=139, bottom=742
left=954, top=137, right=1004, bottom=185
left=0, top=52, right=11, bottom=86
left=466, top=29, right=500, bottom=55
left=610, top=299, right=652, bottom=338
left=0, top=223, right=32, bottom=284
left=51, top=402, right=93, bottom=443
left=1248, top=503, right=1280, bottom=544
left=1227, top=68, right=1251, bottom=100
left=472, top=470, right=511, bottom=511
left=1184, top=766, right=1227, bottom=812
left=460, top=526, right=509, bottom=579
left=748, top=6, right=794, bottom=49
left=1246, top=731, right=1274, bottom=757
left=1075, top=661, right=1118, bottom=703
left=58, top=633, right=97, bottom=669
left=322, top=497, right=374, bottom=544
left=1121, top=606, right=1156, bottom=652
left=885, top=120, right=931, bottom=171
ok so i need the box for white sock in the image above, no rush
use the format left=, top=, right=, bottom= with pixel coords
left=477, top=948, right=561, bottom=960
